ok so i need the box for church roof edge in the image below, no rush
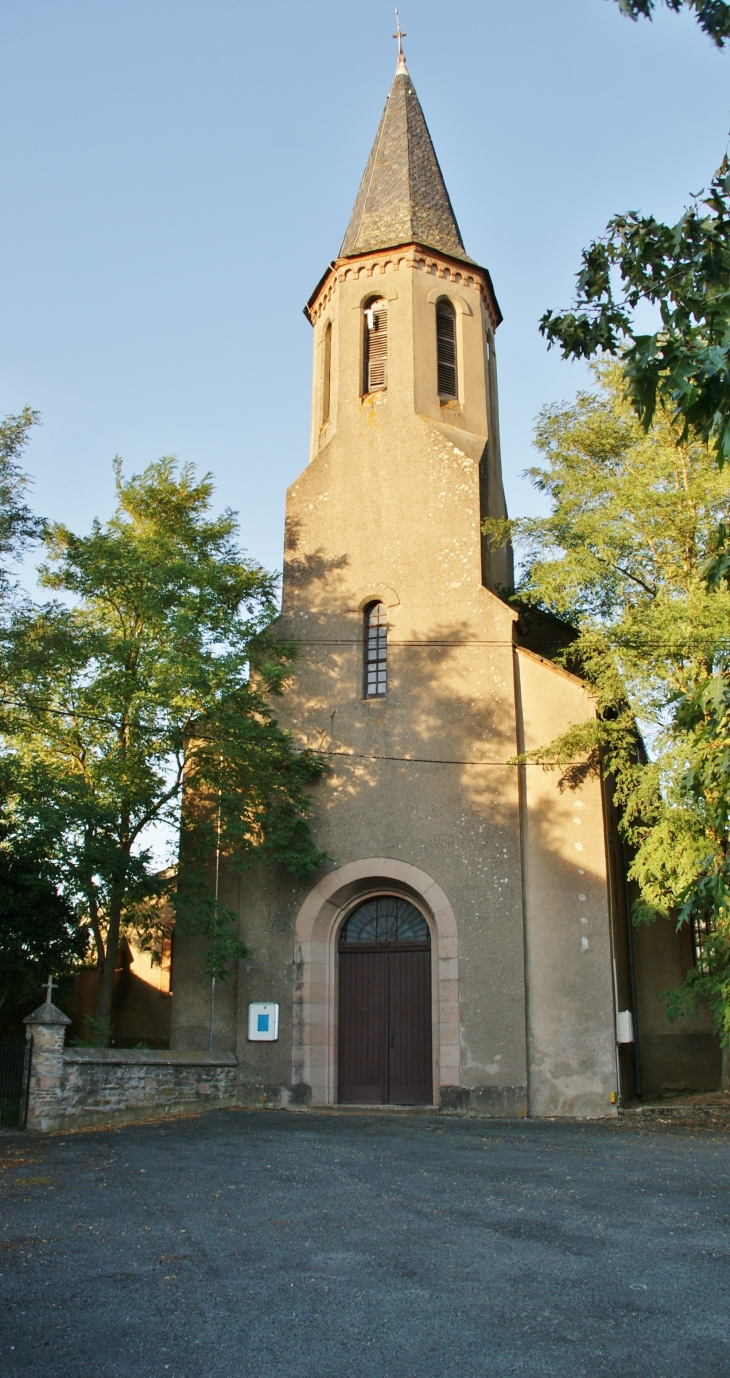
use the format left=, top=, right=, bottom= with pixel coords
left=304, top=246, right=502, bottom=327
left=514, top=644, right=593, bottom=691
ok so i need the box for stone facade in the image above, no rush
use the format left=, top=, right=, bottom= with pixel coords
left=169, top=59, right=719, bottom=1114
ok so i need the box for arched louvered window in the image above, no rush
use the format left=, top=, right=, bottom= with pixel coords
left=436, top=298, right=457, bottom=399
left=364, top=601, right=387, bottom=698
left=322, top=321, right=332, bottom=425
left=363, top=299, right=388, bottom=394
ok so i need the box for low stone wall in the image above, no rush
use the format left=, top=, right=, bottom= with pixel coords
left=57, top=1049, right=237, bottom=1132
left=24, top=1001, right=237, bottom=1133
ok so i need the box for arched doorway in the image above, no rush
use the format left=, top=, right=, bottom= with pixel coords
left=292, top=858, right=459, bottom=1108
left=338, top=895, right=433, bottom=1105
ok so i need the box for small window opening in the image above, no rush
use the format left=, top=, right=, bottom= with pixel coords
left=363, top=300, right=388, bottom=393
left=436, top=299, right=457, bottom=399
left=322, top=321, right=332, bottom=425
left=364, top=601, right=387, bottom=697
left=691, top=912, right=715, bottom=974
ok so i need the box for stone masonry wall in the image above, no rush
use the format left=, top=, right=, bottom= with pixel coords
left=24, top=1000, right=237, bottom=1132
left=57, top=1050, right=238, bottom=1132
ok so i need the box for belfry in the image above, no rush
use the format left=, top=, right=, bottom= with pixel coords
left=171, top=49, right=720, bottom=1112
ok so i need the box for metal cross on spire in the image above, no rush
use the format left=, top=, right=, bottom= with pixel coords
left=393, top=8, right=408, bottom=72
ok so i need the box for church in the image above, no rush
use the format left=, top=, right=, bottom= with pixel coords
left=171, top=48, right=720, bottom=1115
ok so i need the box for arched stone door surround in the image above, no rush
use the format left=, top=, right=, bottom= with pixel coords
left=292, top=859, right=459, bottom=1106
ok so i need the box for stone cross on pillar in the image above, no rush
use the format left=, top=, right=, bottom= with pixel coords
left=24, top=993, right=71, bottom=1133
left=45, top=975, right=57, bottom=1004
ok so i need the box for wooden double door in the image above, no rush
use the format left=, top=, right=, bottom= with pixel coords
left=337, top=897, right=433, bottom=1105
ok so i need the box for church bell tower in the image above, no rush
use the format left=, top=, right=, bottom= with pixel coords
left=299, top=48, right=512, bottom=600
left=265, top=49, right=618, bottom=1118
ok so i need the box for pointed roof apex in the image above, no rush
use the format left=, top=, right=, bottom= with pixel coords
left=339, top=66, right=471, bottom=264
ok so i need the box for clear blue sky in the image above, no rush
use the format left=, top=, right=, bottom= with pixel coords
left=1, top=0, right=729, bottom=579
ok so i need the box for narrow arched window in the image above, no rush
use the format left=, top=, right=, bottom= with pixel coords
left=363, top=299, right=388, bottom=394
left=436, top=298, right=457, bottom=399
left=322, top=321, right=332, bottom=425
left=364, top=601, right=387, bottom=697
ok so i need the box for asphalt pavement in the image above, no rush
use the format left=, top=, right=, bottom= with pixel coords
left=1, top=1108, right=728, bottom=1377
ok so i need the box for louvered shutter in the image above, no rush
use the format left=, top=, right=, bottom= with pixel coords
left=436, top=300, right=457, bottom=399
left=364, top=302, right=388, bottom=392
left=322, top=321, right=332, bottom=424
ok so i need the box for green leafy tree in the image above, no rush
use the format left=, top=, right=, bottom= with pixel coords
left=534, top=2, right=727, bottom=1063
left=0, top=822, right=88, bottom=1017
left=612, top=0, right=730, bottom=45
left=537, top=13, right=730, bottom=1062
left=0, top=408, right=84, bottom=1012
left=541, top=0, right=730, bottom=486
left=0, top=407, right=44, bottom=601
left=543, top=5, right=730, bottom=460
left=486, top=364, right=730, bottom=1048
left=540, top=158, right=730, bottom=466
left=3, top=457, right=325, bottom=1041
left=664, top=674, right=730, bottom=1048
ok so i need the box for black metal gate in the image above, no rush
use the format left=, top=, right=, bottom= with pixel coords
left=0, top=1036, right=32, bottom=1129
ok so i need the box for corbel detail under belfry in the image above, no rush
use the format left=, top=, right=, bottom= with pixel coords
left=306, top=246, right=500, bottom=329
left=309, top=274, right=338, bottom=323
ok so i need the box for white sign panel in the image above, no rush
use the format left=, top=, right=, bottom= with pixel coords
left=247, top=1002, right=280, bottom=1042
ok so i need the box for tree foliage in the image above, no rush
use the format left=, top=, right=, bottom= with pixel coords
left=612, top=0, right=730, bottom=45
left=538, top=9, right=730, bottom=1046
left=0, top=408, right=44, bottom=601
left=486, top=364, right=730, bottom=1035
left=0, top=409, right=82, bottom=1012
left=0, top=815, right=87, bottom=1016
left=2, top=457, right=325, bottom=1038
left=660, top=673, right=730, bottom=1042
left=540, top=159, right=730, bottom=466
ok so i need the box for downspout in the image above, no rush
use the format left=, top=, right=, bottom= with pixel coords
left=601, top=767, right=623, bottom=1105
left=621, top=838, right=642, bottom=1099
left=512, top=645, right=532, bottom=1119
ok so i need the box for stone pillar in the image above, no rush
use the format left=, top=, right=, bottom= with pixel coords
left=23, top=1002, right=71, bottom=1132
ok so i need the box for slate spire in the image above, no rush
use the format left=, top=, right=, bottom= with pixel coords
left=340, top=64, right=470, bottom=263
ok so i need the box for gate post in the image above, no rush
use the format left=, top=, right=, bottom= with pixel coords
left=23, top=1002, right=71, bottom=1132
